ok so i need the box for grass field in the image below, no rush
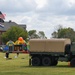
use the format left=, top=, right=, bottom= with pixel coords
left=0, top=53, right=75, bottom=75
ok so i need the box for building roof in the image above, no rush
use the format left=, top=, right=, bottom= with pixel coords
left=19, top=24, right=26, bottom=30
left=0, top=21, right=26, bottom=31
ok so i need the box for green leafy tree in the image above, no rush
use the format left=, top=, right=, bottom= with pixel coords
left=52, top=27, right=75, bottom=42
left=52, top=25, right=63, bottom=38
left=28, top=30, right=47, bottom=39
left=28, top=30, right=39, bottom=39
left=2, top=26, right=28, bottom=44
left=58, top=28, right=75, bottom=42
left=38, top=31, right=47, bottom=39
left=52, top=31, right=58, bottom=38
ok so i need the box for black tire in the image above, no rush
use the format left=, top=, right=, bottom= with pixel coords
left=42, top=57, right=51, bottom=66
left=70, top=58, right=75, bottom=67
left=51, top=60, right=58, bottom=66
left=32, top=57, right=41, bottom=66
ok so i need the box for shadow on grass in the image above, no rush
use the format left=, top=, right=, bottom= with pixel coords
left=21, top=65, right=75, bottom=68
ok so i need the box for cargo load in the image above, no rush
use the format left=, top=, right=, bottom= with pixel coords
left=29, top=39, right=71, bottom=53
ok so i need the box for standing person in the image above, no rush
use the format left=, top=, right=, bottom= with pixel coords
left=14, top=48, right=19, bottom=58
left=16, top=47, right=19, bottom=58
left=17, top=52, right=19, bottom=57
left=5, top=40, right=14, bottom=59
left=5, top=52, right=9, bottom=59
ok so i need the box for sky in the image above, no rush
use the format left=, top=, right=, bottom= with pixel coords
left=1, top=0, right=75, bottom=38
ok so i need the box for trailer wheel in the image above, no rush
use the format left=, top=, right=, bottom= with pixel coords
left=52, top=60, right=58, bottom=66
left=32, top=57, right=41, bottom=66
left=42, top=57, right=51, bottom=66
left=70, top=58, right=75, bottom=67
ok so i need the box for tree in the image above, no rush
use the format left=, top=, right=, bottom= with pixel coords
left=52, top=25, right=63, bottom=38
left=28, top=30, right=47, bottom=39
left=52, top=26, right=75, bottom=42
left=28, top=30, right=39, bottom=39
left=52, top=31, right=58, bottom=38
left=58, top=28, right=75, bottom=42
left=38, top=31, right=46, bottom=39
left=2, top=26, right=28, bottom=44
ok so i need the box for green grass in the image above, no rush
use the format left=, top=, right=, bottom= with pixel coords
left=0, top=53, right=75, bottom=75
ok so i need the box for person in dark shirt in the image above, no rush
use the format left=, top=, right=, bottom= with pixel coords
left=5, top=52, right=9, bottom=59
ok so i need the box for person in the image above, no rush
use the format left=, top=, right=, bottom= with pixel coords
left=5, top=52, right=9, bottom=59
left=14, top=52, right=19, bottom=58
left=17, top=52, right=19, bottom=57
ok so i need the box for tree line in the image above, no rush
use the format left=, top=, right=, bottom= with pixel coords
left=1, top=26, right=47, bottom=44
left=52, top=25, right=75, bottom=42
left=2, top=25, right=75, bottom=44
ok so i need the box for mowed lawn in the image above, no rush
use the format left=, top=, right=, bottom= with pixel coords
left=0, top=53, right=75, bottom=75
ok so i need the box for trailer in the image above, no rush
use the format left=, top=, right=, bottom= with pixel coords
left=29, top=38, right=75, bottom=67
